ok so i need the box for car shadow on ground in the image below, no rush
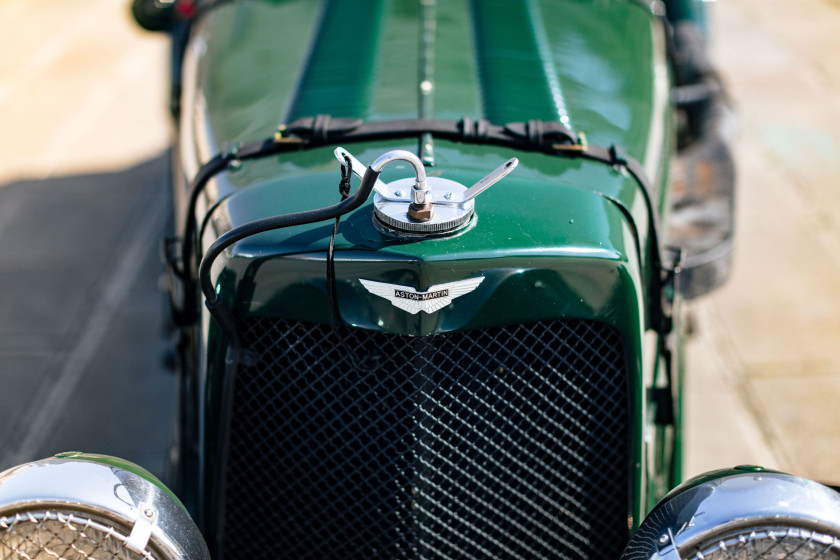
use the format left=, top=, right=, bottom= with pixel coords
left=0, top=154, right=176, bottom=479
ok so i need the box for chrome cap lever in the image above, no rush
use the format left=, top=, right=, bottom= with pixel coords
left=460, top=158, right=519, bottom=203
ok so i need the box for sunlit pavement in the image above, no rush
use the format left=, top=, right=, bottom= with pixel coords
left=0, top=0, right=839, bottom=486
left=0, top=0, right=172, bottom=475
left=685, top=0, right=840, bottom=483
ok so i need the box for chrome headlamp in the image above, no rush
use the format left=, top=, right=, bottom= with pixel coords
left=622, top=468, right=840, bottom=559
left=0, top=454, right=208, bottom=560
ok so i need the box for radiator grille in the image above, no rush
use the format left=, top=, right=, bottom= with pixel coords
left=221, top=319, right=630, bottom=560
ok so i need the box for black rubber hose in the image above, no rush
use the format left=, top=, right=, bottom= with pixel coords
left=197, top=166, right=382, bottom=345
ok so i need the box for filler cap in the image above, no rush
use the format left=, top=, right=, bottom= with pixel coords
left=335, top=147, right=518, bottom=235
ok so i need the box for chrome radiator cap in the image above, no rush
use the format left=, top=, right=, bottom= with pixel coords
left=622, top=468, right=840, bottom=559
left=334, top=147, right=518, bottom=236
left=0, top=454, right=209, bottom=560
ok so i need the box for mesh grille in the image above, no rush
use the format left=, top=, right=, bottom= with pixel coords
left=0, top=510, right=155, bottom=560
left=695, top=527, right=840, bottom=559
left=222, top=319, right=630, bottom=560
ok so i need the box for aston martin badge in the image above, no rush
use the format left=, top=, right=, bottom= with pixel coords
left=360, top=277, right=485, bottom=314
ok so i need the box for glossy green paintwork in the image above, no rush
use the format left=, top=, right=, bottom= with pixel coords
left=195, top=0, right=663, bottom=162
left=286, top=1, right=384, bottom=120
left=178, top=0, right=678, bottom=537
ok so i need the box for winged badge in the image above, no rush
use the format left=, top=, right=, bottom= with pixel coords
left=360, top=277, right=485, bottom=315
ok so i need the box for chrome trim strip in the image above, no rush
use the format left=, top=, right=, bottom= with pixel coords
left=419, top=0, right=436, bottom=164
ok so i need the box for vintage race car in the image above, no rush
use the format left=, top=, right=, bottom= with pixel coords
left=3, top=1, right=836, bottom=559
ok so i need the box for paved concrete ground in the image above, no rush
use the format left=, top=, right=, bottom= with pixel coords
left=0, top=0, right=839, bottom=487
left=684, top=0, right=840, bottom=484
left=0, top=158, right=174, bottom=475
left=0, top=0, right=173, bottom=475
